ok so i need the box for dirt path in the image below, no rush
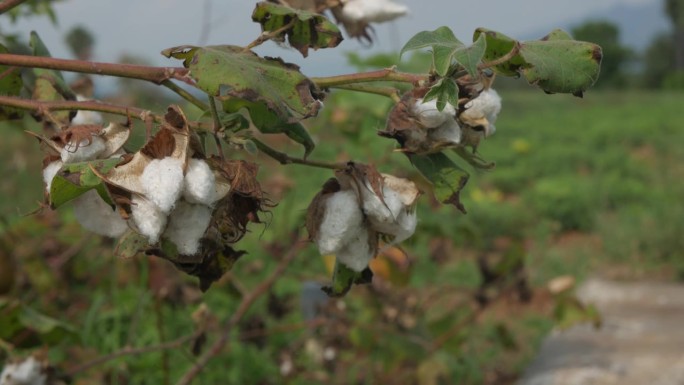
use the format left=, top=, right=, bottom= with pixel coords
left=518, top=278, right=684, bottom=385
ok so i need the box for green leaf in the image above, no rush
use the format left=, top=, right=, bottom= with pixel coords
left=519, top=33, right=602, bottom=96
left=223, top=98, right=316, bottom=157
left=50, top=158, right=120, bottom=208
left=251, top=2, right=343, bottom=58
left=0, top=44, right=24, bottom=121
left=400, top=26, right=464, bottom=76
left=322, top=260, right=373, bottom=297
left=409, top=152, right=469, bottom=213
left=453, top=33, right=487, bottom=77
left=18, top=306, right=78, bottom=345
left=473, top=28, right=526, bottom=76
left=0, top=300, right=77, bottom=348
left=473, top=28, right=602, bottom=95
left=29, top=31, right=75, bottom=124
left=422, top=78, right=459, bottom=112
left=162, top=45, right=322, bottom=123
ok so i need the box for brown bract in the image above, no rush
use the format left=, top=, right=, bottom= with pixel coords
left=305, top=177, right=341, bottom=242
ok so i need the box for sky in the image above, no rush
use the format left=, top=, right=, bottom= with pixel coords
left=0, top=0, right=662, bottom=80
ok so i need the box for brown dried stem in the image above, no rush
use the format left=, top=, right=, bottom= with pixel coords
left=174, top=240, right=306, bottom=385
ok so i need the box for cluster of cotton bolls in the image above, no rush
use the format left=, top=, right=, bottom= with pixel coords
left=411, top=88, right=502, bottom=149
left=0, top=356, right=47, bottom=385
left=308, top=168, right=420, bottom=272
left=41, top=105, right=229, bottom=257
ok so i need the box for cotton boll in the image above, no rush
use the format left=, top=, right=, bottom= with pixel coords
left=164, top=201, right=212, bottom=255
left=60, top=136, right=107, bottom=163
left=342, top=0, right=409, bottom=23
left=391, top=209, right=417, bottom=244
left=140, top=157, right=185, bottom=213
left=364, top=185, right=403, bottom=230
left=316, top=190, right=364, bottom=255
left=0, top=356, right=47, bottom=385
left=336, top=227, right=375, bottom=272
left=462, top=89, right=501, bottom=137
left=429, top=118, right=462, bottom=145
left=131, top=196, right=167, bottom=244
left=183, top=159, right=217, bottom=206
left=412, top=98, right=456, bottom=128
left=43, top=160, right=62, bottom=193
left=71, top=94, right=104, bottom=125
left=72, top=190, right=128, bottom=238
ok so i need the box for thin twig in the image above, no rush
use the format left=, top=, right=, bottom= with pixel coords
left=0, top=0, right=29, bottom=14
left=162, top=80, right=209, bottom=111
left=0, top=95, right=213, bottom=132
left=208, top=97, right=225, bottom=159
left=252, top=138, right=346, bottom=170
left=0, top=54, right=190, bottom=85
left=174, top=240, right=307, bottom=385
left=67, top=331, right=202, bottom=376
left=311, top=68, right=427, bottom=88
left=333, top=84, right=401, bottom=102
left=244, top=19, right=297, bottom=51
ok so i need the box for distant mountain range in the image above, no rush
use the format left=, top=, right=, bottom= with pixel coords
left=529, top=2, right=670, bottom=51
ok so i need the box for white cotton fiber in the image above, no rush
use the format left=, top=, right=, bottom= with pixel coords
left=0, top=356, right=47, bottom=385
left=72, top=190, right=128, bottom=238
left=183, top=159, right=217, bottom=206
left=71, top=94, right=104, bottom=126
left=336, top=228, right=375, bottom=272
left=462, top=89, right=501, bottom=137
left=412, top=98, right=456, bottom=129
left=164, top=201, right=212, bottom=255
left=316, top=190, right=364, bottom=255
left=60, top=136, right=106, bottom=163
left=363, top=185, right=403, bottom=229
left=140, top=157, right=185, bottom=213
left=429, top=118, right=462, bottom=145
left=342, top=0, right=409, bottom=23
left=131, top=195, right=167, bottom=244
left=42, top=160, right=63, bottom=193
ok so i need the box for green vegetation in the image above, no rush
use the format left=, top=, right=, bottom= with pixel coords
left=1, top=88, right=682, bottom=383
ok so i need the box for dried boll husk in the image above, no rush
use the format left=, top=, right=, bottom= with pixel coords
left=72, top=190, right=128, bottom=238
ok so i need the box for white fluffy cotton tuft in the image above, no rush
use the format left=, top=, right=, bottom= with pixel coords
left=60, top=136, right=106, bottom=163
left=316, top=190, right=364, bottom=255
left=463, top=89, right=501, bottom=137
left=412, top=98, right=456, bottom=128
left=0, top=356, right=47, bottom=385
left=73, top=190, right=128, bottom=238
left=164, top=201, right=212, bottom=255
left=183, top=159, right=217, bottom=206
left=42, top=160, right=63, bottom=193
left=336, top=228, right=375, bottom=272
left=71, top=94, right=104, bottom=126
left=429, top=118, right=462, bottom=145
left=140, top=157, right=185, bottom=213
left=342, top=0, right=409, bottom=23
left=131, top=196, right=167, bottom=244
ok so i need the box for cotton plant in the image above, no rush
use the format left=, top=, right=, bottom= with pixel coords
left=306, top=163, right=420, bottom=284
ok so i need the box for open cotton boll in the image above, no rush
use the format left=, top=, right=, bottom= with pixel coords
left=73, top=190, right=128, bottom=238
left=389, top=209, right=417, bottom=244
left=462, top=89, right=501, bottom=137
left=60, top=136, right=107, bottom=163
left=140, top=157, right=185, bottom=213
left=412, top=98, right=456, bottom=128
left=131, top=196, right=167, bottom=244
left=183, top=158, right=217, bottom=206
left=429, top=118, right=462, bottom=145
left=317, top=190, right=364, bottom=255
left=0, top=356, right=47, bottom=385
left=336, top=227, right=375, bottom=272
left=364, top=185, right=403, bottom=230
left=42, top=160, right=62, bottom=193
left=164, top=201, right=212, bottom=255
left=71, top=94, right=104, bottom=126
left=341, top=0, right=408, bottom=23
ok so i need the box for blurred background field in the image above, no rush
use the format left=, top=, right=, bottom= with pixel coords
left=2, top=0, right=684, bottom=383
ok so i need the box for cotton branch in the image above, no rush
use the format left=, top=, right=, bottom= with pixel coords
left=253, top=138, right=347, bottom=170
left=174, top=240, right=307, bottom=385
left=0, top=95, right=213, bottom=132
left=0, top=54, right=190, bottom=85
left=311, top=68, right=427, bottom=88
